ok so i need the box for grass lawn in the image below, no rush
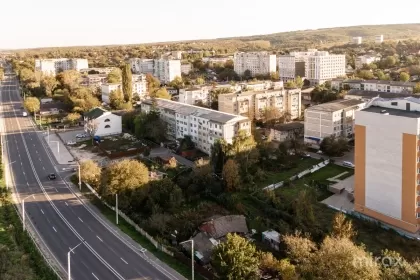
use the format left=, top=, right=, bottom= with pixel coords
left=257, top=157, right=322, bottom=188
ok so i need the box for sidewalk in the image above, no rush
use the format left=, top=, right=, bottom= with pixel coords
left=43, top=133, right=74, bottom=164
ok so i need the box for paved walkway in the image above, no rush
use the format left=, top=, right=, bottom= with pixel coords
left=43, top=133, right=75, bottom=164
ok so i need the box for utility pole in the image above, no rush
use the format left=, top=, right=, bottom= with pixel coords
left=116, top=193, right=119, bottom=225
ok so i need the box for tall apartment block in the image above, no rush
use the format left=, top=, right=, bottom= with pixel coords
left=218, top=89, right=301, bottom=120
left=278, top=49, right=345, bottom=85
left=233, top=52, right=276, bottom=77
left=129, top=58, right=181, bottom=84
left=375, top=35, right=384, bottom=44
left=354, top=97, right=420, bottom=233
left=35, top=58, right=89, bottom=75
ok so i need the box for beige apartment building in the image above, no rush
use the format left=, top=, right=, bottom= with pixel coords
left=218, top=89, right=301, bottom=120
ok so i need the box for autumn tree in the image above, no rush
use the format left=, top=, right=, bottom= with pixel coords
left=222, top=159, right=240, bottom=191
left=295, top=76, right=304, bottom=88
left=384, top=56, right=397, bottom=68
left=68, top=87, right=101, bottom=113
left=107, top=68, right=122, bottom=83
left=294, top=190, right=315, bottom=226
left=196, top=77, right=205, bottom=85
left=58, top=70, right=81, bottom=91
left=121, top=63, right=133, bottom=102
left=258, top=252, right=297, bottom=280
left=146, top=74, right=160, bottom=93
left=169, top=76, right=185, bottom=89
left=415, top=83, right=420, bottom=94
left=109, top=88, right=124, bottom=109
left=40, top=75, right=58, bottom=97
left=0, top=68, right=4, bottom=81
left=263, top=106, right=283, bottom=127
left=66, top=112, right=81, bottom=124
left=400, top=71, right=410, bottom=82
left=101, top=159, right=149, bottom=195
left=23, top=97, right=40, bottom=113
left=331, top=212, right=356, bottom=239
left=356, top=70, right=374, bottom=80
left=152, top=87, right=171, bottom=99
left=285, top=80, right=297, bottom=89
left=232, top=130, right=258, bottom=172
left=212, top=233, right=259, bottom=280
left=80, top=160, right=101, bottom=188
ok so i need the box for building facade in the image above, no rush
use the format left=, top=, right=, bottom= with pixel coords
left=178, top=87, right=210, bottom=106
left=233, top=52, right=276, bottom=77
left=84, top=108, right=122, bottom=137
left=375, top=35, right=384, bottom=44
left=354, top=97, right=420, bottom=233
left=80, top=74, right=107, bottom=87
left=101, top=84, right=122, bottom=104
left=141, top=98, right=251, bottom=154
left=129, top=58, right=181, bottom=84
left=355, top=55, right=380, bottom=69
left=352, top=37, right=363, bottom=45
left=331, top=79, right=417, bottom=94
left=268, top=122, right=304, bottom=142
left=181, top=63, right=192, bottom=74
left=35, top=58, right=89, bottom=75
left=218, top=89, right=302, bottom=120
left=101, top=75, right=148, bottom=103
left=304, top=99, right=366, bottom=147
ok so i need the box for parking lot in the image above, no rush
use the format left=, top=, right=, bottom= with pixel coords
left=58, top=129, right=88, bottom=144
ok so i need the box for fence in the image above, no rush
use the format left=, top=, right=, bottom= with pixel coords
left=263, top=159, right=330, bottom=191
left=83, top=182, right=174, bottom=256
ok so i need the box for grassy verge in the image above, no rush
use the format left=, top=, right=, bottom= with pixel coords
left=89, top=198, right=206, bottom=280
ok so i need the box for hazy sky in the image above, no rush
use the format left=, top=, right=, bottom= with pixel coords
left=1, top=0, right=419, bottom=49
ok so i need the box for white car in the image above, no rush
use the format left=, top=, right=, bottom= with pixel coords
left=76, top=133, right=88, bottom=138
left=67, top=141, right=76, bottom=145
left=22, top=112, right=28, bottom=117
left=342, top=161, right=355, bottom=168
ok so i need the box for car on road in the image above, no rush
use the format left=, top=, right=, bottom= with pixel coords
left=22, top=112, right=27, bottom=117
left=76, top=133, right=88, bottom=138
left=47, top=173, right=57, bottom=180
left=67, top=141, right=76, bottom=145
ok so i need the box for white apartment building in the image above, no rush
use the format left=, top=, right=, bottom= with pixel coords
left=129, top=58, right=181, bottom=84
left=141, top=98, right=251, bottom=154
left=233, top=52, right=276, bottom=77
left=84, top=107, right=122, bottom=137
left=304, top=99, right=366, bottom=147
left=101, top=84, right=122, bottom=104
left=178, top=87, right=210, bottom=106
left=375, top=35, right=384, bottom=44
left=352, top=37, right=363, bottom=45
left=218, top=89, right=302, bottom=120
left=181, top=63, right=192, bottom=74
left=171, top=51, right=183, bottom=60
left=240, top=80, right=284, bottom=92
left=101, top=75, right=148, bottom=103
left=354, top=97, right=420, bottom=233
left=278, top=49, right=345, bottom=85
left=35, top=58, right=88, bottom=75
left=331, top=79, right=417, bottom=94
left=355, top=55, right=381, bottom=69
left=202, top=56, right=233, bottom=64
left=80, top=74, right=107, bottom=87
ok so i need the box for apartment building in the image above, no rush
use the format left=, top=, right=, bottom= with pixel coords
left=278, top=49, right=345, bottom=85
left=354, top=97, right=420, bottom=233
left=101, top=74, right=148, bottom=103
left=202, top=56, right=233, bottom=64
left=79, top=67, right=115, bottom=75
left=240, top=80, right=284, bottom=92
left=35, top=58, right=88, bottom=75
left=101, top=84, right=121, bottom=104
left=331, top=79, right=417, bottom=94
left=141, top=98, right=251, bottom=154
left=375, top=35, right=384, bottom=44
left=304, top=99, right=366, bottom=147
left=129, top=58, right=181, bottom=84
left=352, top=37, right=363, bottom=45
left=233, top=52, right=276, bottom=77
left=178, top=87, right=210, bottom=106
left=218, top=89, right=301, bottom=120
left=80, top=74, right=107, bottom=87
left=355, top=55, right=380, bottom=69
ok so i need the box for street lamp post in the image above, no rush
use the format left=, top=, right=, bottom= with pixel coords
left=22, top=194, right=35, bottom=231
left=68, top=242, right=83, bottom=280
left=179, top=239, right=194, bottom=280
left=116, top=193, right=119, bottom=225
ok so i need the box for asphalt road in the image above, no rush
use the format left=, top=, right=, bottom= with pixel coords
left=0, top=71, right=185, bottom=280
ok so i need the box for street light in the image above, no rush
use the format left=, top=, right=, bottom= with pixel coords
left=68, top=242, right=83, bottom=280
left=179, top=239, right=194, bottom=280
left=116, top=193, right=119, bottom=225
left=50, top=141, right=60, bottom=161
left=22, top=194, right=35, bottom=232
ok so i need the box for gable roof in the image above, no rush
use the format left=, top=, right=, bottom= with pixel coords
left=199, top=215, right=248, bottom=239
left=84, top=107, right=108, bottom=119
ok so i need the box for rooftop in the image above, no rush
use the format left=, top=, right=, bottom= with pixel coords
left=221, top=89, right=286, bottom=98
left=199, top=215, right=248, bottom=239
left=84, top=107, right=108, bottom=119
left=333, top=79, right=416, bottom=87
left=346, top=89, right=416, bottom=99
left=263, top=230, right=280, bottom=241
left=272, top=122, right=304, bottom=131
left=362, top=105, right=420, bottom=119
left=142, top=98, right=249, bottom=124
left=307, top=99, right=365, bottom=112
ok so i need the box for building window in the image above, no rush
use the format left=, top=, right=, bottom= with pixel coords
left=104, top=118, right=110, bottom=122
left=391, top=102, right=398, bottom=106
left=105, top=125, right=111, bottom=128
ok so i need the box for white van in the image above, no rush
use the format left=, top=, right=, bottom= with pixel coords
left=22, top=112, right=28, bottom=117
left=342, top=161, right=355, bottom=168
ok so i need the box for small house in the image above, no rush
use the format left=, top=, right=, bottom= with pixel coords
left=84, top=107, right=122, bottom=137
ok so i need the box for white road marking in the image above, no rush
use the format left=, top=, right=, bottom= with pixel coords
left=78, top=217, right=84, bottom=223
left=54, top=188, right=58, bottom=192
left=52, top=227, right=57, bottom=233
left=46, top=218, right=51, bottom=223
left=65, top=202, right=68, bottom=206
left=41, top=209, right=44, bottom=215
left=69, top=247, right=76, bottom=255
left=36, top=150, right=38, bottom=153
left=26, top=182, right=29, bottom=186
left=120, top=258, right=128, bottom=264
left=96, top=236, right=103, bottom=242
left=91, top=273, right=99, bottom=280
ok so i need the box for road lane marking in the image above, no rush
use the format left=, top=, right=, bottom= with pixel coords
left=46, top=218, right=51, bottom=223
left=91, top=273, right=99, bottom=280
left=69, top=247, right=76, bottom=254
left=54, top=188, right=58, bottom=192
left=42, top=167, right=45, bottom=170
left=120, top=258, right=128, bottom=264
left=96, top=236, right=103, bottom=242
left=78, top=217, right=84, bottom=223
left=40, top=209, right=44, bottom=215
left=52, top=227, right=57, bottom=232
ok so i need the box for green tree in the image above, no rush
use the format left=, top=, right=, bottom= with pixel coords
left=222, top=159, right=240, bottom=192
left=385, top=56, right=397, bottom=68
left=295, top=76, right=304, bottom=88
left=285, top=80, right=297, bottom=88
left=320, top=135, right=349, bottom=157
left=58, top=70, right=81, bottom=91
left=212, top=233, right=259, bottom=280
left=243, top=69, right=252, bottom=80
left=399, top=71, right=410, bottom=82
left=107, top=68, right=122, bottom=83
left=109, top=88, right=124, bottom=109
left=134, top=111, right=167, bottom=142
left=80, top=160, right=101, bottom=188
left=147, top=178, right=184, bottom=213
left=69, top=87, right=100, bottom=112
left=23, top=97, right=40, bottom=113
left=270, top=71, right=279, bottom=81
left=152, top=87, right=171, bottom=99
left=263, top=106, right=283, bottom=127
left=121, top=64, right=133, bottom=102
left=101, top=159, right=149, bottom=195
left=66, top=112, right=81, bottom=124
left=40, top=75, right=58, bottom=97
left=356, top=70, right=374, bottom=80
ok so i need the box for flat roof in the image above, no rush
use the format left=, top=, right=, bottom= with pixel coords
left=334, top=79, right=416, bottom=87
left=142, top=98, right=249, bottom=124
left=222, top=89, right=285, bottom=98
left=273, top=122, right=304, bottom=131
left=362, top=106, right=420, bottom=119
left=307, top=99, right=365, bottom=112
left=347, top=89, right=416, bottom=99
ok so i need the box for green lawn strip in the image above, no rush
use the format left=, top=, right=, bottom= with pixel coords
left=258, top=158, right=322, bottom=187
left=89, top=198, right=206, bottom=280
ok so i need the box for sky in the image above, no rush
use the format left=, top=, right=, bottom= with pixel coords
left=1, top=0, right=419, bottom=49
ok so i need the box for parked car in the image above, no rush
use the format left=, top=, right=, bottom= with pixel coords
left=76, top=133, right=88, bottom=138
left=342, top=161, right=355, bottom=168
left=47, top=173, right=57, bottom=180
left=22, top=112, right=27, bottom=117
left=317, top=150, right=323, bottom=154
left=67, top=141, right=76, bottom=145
